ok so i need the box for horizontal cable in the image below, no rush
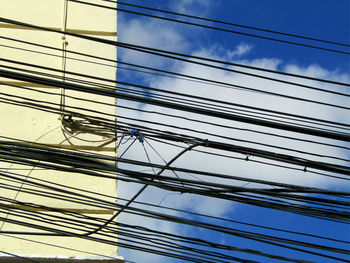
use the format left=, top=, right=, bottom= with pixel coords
left=1, top=68, right=350, bottom=142
left=70, top=0, right=350, bottom=55
left=0, top=172, right=348, bottom=261
left=3, top=57, right=349, bottom=132
left=1, top=17, right=349, bottom=92
left=112, top=0, right=350, bottom=47
left=2, top=36, right=350, bottom=111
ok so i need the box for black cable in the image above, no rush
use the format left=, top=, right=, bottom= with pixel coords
left=115, top=85, right=350, bottom=132
left=2, top=89, right=348, bottom=174
left=0, top=183, right=347, bottom=262
left=101, top=141, right=203, bottom=221
left=1, top=88, right=350, bottom=183
left=2, top=36, right=350, bottom=115
left=1, top=158, right=346, bottom=245
left=116, top=103, right=350, bottom=151
left=113, top=0, right=349, bottom=47
left=1, top=144, right=349, bottom=222
left=6, top=84, right=350, bottom=167
left=0, top=199, right=297, bottom=263
left=117, top=43, right=350, bottom=96
left=147, top=136, right=350, bottom=181
left=1, top=93, right=348, bottom=190
left=4, top=66, right=348, bottom=150
left=1, top=87, right=348, bottom=187
left=0, top=217, right=221, bottom=263
left=1, top=167, right=348, bottom=262
left=1, top=87, right=350, bottom=180
left=2, top=61, right=350, bottom=154
left=2, top=68, right=350, bottom=142
left=1, top=17, right=349, bottom=93
left=3, top=74, right=348, bottom=148
left=4, top=57, right=349, bottom=130
left=70, top=0, right=350, bottom=55
left=2, top=142, right=204, bottom=239
left=114, top=112, right=350, bottom=163
left=0, top=158, right=344, bottom=228
left=2, top=134, right=346, bottom=199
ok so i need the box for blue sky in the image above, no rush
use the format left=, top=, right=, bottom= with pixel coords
left=116, top=1, right=350, bottom=262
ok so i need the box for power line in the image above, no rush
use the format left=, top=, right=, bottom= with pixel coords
left=2, top=68, right=350, bottom=142
left=113, top=0, right=350, bottom=47
left=1, top=87, right=350, bottom=181
left=3, top=57, right=350, bottom=134
left=2, top=36, right=350, bottom=111
left=1, top=158, right=345, bottom=245
left=0, top=174, right=348, bottom=262
left=14, top=167, right=350, bottom=245
left=114, top=0, right=350, bottom=47
left=1, top=11, right=349, bottom=262
left=69, top=0, right=350, bottom=55
left=1, top=142, right=349, bottom=222
left=1, top=17, right=349, bottom=93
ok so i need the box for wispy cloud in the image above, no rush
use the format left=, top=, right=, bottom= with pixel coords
left=117, top=51, right=350, bottom=260
left=117, top=4, right=350, bottom=262
left=118, top=14, right=189, bottom=68
left=172, top=0, right=212, bottom=16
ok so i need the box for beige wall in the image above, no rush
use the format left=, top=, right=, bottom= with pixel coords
left=0, top=0, right=121, bottom=259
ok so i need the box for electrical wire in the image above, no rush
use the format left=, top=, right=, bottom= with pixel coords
left=3, top=79, right=349, bottom=165
left=2, top=37, right=350, bottom=114
left=1, top=16, right=349, bottom=94
left=0, top=158, right=345, bottom=245
left=69, top=0, right=350, bottom=55
left=3, top=57, right=350, bottom=137
left=1, top=142, right=349, bottom=222
left=113, top=0, right=349, bottom=47
left=2, top=68, right=350, bottom=143
left=1, top=12, right=349, bottom=262
left=0, top=176, right=348, bottom=262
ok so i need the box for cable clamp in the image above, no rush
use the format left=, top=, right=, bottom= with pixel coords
left=62, top=113, right=73, bottom=123
left=61, top=35, right=68, bottom=46
left=129, top=129, right=144, bottom=143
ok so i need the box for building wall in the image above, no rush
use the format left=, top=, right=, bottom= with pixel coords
left=0, top=0, right=120, bottom=259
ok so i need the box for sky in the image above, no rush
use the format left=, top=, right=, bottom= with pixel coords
left=116, top=1, right=350, bottom=262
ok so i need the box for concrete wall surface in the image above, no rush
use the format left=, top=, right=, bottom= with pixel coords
left=0, top=0, right=122, bottom=260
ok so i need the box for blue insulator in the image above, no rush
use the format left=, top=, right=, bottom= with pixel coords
left=129, top=129, right=139, bottom=137
left=137, top=135, right=144, bottom=143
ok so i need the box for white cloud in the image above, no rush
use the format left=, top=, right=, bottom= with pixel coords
left=227, top=43, right=253, bottom=58
left=118, top=16, right=189, bottom=68
left=116, top=7, right=350, bottom=262
left=119, top=47, right=350, bottom=188
left=172, top=0, right=212, bottom=16
left=116, top=58, right=350, bottom=259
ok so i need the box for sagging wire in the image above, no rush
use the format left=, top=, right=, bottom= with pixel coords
left=4, top=162, right=348, bottom=245
left=2, top=89, right=350, bottom=180
left=0, top=167, right=348, bottom=262
left=0, top=125, right=62, bottom=232
left=2, top=39, right=350, bottom=118
left=144, top=138, right=185, bottom=183
left=76, top=139, right=205, bottom=237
